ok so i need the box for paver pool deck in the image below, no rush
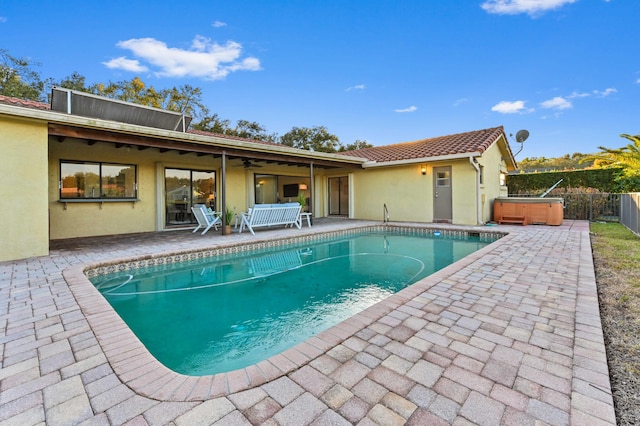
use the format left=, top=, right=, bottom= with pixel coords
left=0, top=220, right=617, bottom=425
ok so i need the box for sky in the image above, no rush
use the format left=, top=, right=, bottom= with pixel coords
left=1, top=0, right=638, bottom=158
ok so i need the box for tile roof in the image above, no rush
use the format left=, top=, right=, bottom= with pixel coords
left=0, top=94, right=50, bottom=110
left=0, top=94, right=511, bottom=166
left=187, top=128, right=285, bottom=148
left=338, top=126, right=507, bottom=163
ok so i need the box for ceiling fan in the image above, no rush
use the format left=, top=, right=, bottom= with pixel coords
left=234, top=158, right=262, bottom=168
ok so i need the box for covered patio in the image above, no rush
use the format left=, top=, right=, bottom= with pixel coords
left=0, top=220, right=616, bottom=425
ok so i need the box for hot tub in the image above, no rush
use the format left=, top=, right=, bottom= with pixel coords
left=493, top=197, right=564, bottom=226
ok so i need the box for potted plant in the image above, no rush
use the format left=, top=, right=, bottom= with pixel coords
left=297, top=191, right=307, bottom=212
left=223, top=207, right=235, bottom=235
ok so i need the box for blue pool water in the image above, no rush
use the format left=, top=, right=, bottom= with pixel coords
left=90, top=230, right=494, bottom=375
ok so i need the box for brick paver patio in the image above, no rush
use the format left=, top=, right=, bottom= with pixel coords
left=0, top=220, right=616, bottom=425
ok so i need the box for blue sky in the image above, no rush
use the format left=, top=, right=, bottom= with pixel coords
left=1, top=0, right=638, bottom=158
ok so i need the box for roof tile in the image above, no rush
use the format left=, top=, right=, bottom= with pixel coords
left=0, top=94, right=50, bottom=110
left=339, top=126, right=506, bottom=162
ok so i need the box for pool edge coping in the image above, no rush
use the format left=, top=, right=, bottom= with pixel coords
left=63, top=223, right=511, bottom=402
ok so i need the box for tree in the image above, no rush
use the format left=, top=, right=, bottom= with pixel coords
left=0, top=49, right=45, bottom=101
left=48, top=71, right=88, bottom=93
left=340, top=139, right=373, bottom=151
left=158, top=84, right=209, bottom=121
left=49, top=74, right=210, bottom=121
left=584, top=134, right=640, bottom=190
left=191, top=115, right=278, bottom=142
left=233, top=119, right=278, bottom=142
left=280, top=126, right=341, bottom=153
left=191, top=113, right=233, bottom=134
left=517, top=152, right=594, bottom=172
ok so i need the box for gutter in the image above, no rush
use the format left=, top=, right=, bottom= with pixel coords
left=361, top=151, right=483, bottom=168
left=469, top=156, right=483, bottom=225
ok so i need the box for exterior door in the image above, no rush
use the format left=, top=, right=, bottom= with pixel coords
left=165, top=168, right=215, bottom=227
left=329, top=177, right=349, bottom=215
left=433, top=166, right=452, bottom=223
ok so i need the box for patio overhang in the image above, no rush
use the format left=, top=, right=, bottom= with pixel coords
left=48, top=123, right=364, bottom=169
left=0, top=102, right=366, bottom=170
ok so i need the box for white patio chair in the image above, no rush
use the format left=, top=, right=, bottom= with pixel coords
left=191, top=204, right=221, bottom=235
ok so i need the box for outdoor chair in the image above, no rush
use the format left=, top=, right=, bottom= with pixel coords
left=191, top=204, right=221, bottom=235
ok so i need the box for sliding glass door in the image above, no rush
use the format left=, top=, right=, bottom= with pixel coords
left=329, top=176, right=349, bottom=216
left=165, top=168, right=216, bottom=227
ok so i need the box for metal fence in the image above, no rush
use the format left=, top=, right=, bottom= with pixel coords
left=562, top=193, right=620, bottom=222
left=508, top=193, right=621, bottom=221
left=507, top=192, right=640, bottom=235
left=620, top=193, right=640, bottom=235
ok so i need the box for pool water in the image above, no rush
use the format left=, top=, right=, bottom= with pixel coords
left=90, top=230, right=493, bottom=375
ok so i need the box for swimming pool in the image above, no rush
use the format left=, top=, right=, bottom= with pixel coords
left=90, top=229, right=497, bottom=375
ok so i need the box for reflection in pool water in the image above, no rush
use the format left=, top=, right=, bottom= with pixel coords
left=90, top=231, right=492, bottom=375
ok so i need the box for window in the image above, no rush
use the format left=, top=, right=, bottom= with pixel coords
left=60, top=161, right=137, bottom=199
left=436, top=170, right=450, bottom=187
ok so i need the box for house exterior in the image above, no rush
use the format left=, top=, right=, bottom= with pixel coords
left=0, top=91, right=516, bottom=262
left=338, top=127, right=516, bottom=225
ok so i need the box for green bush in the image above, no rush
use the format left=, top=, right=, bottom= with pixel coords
left=506, top=168, right=630, bottom=194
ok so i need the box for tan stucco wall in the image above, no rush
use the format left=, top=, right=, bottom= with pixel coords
left=0, top=117, right=50, bottom=261
left=351, top=165, right=431, bottom=222
left=48, top=138, right=228, bottom=239
left=476, top=138, right=511, bottom=221
left=48, top=139, right=325, bottom=239
left=350, top=159, right=481, bottom=225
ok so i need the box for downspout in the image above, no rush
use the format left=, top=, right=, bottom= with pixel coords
left=469, top=157, right=483, bottom=225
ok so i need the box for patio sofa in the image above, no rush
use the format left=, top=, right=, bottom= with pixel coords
left=239, top=203, right=302, bottom=235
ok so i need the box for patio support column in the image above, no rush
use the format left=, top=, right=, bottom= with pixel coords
left=221, top=151, right=227, bottom=232
left=309, top=162, right=314, bottom=225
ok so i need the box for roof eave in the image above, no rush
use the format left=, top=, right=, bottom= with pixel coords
left=0, top=103, right=367, bottom=166
left=362, top=152, right=483, bottom=168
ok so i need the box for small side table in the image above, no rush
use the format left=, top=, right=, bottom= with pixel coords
left=299, top=212, right=312, bottom=227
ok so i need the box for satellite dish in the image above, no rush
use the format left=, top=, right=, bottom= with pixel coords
left=510, top=129, right=530, bottom=158
left=515, top=129, right=529, bottom=143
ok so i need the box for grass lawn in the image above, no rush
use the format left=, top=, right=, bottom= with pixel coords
left=591, top=222, right=640, bottom=425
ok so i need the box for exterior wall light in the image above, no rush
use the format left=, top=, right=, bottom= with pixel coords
left=421, top=165, right=427, bottom=175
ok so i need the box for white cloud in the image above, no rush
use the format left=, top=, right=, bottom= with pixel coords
left=491, top=100, right=529, bottom=114
left=593, top=87, right=617, bottom=97
left=481, top=0, right=577, bottom=16
left=453, top=98, right=470, bottom=107
left=102, top=57, right=148, bottom=72
left=394, top=106, right=417, bottom=113
left=108, top=35, right=261, bottom=80
left=540, top=96, right=572, bottom=110
left=567, top=91, right=590, bottom=99
left=637, top=77, right=640, bottom=84
left=212, top=21, right=227, bottom=28
left=345, top=84, right=366, bottom=92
